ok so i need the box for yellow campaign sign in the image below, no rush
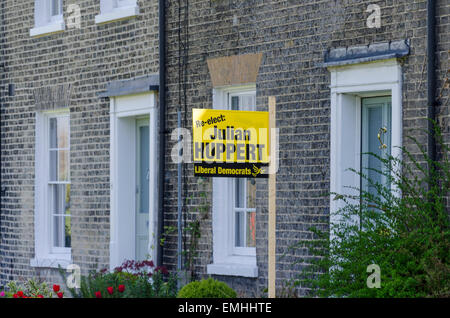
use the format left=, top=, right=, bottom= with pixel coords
left=192, top=108, right=269, bottom=178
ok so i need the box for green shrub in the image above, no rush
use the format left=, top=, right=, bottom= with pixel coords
left=289, top=123, right=450, bottom=298
left=177, top=278, right=237, bottom=298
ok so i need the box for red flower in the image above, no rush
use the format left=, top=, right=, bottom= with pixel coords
left=13, top=294, right=18, bottom=298
left=53, top=284, right=60, bottom=293
left=57, top=292, right=63, bottom=298
left=118, top=285, right=125, bottom=293
left=107, top=287, right=114, bottom=295
left=37, top=295, right=44, bottom=298
left=95, top=291, right=102, bottom=298
left=17, top=291, right=24, bottom=297
left=155, top=266, right=169, bottom=275
left=143, top=260, right=154, bottom=267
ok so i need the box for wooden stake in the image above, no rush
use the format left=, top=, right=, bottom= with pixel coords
left=268, top=96, right=276, bottom=298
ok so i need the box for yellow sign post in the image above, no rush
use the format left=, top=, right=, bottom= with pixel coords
left=268, top=96, right=276, bottom=298
left=192, top=108, right=270, bottom=178
left=192, top=103, right=276, bottom=298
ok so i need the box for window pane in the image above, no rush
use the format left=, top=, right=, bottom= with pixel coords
left=51, top=0, right=61, bottom=16
left=51, top=184, right=62, bottom=215
left=51, top=184, right=71, bottom=248
left=49, top=150, right=58, bottom=181
left=235, top=211, right=244, bottom=247
left=51, top=184, right=70, bottom=214
left=235, top=178, right=245, bottom=208
left=64, top=184, right=71, bottom=215
left=50, top=151, right=65, bottom=182
left=49, top=116, right=69, bottom=181
left=53, top=216, right=71, bottom=248
left=58, top=150, right=69, bottom=181
left=65, top=216, right=71, bottom=247
left=247, top=179, right=256, bottom=208
left=240, top=95, right=255, bottom=111
left=49, top=118, right=58, bottom=148
left=246, top=211, right=256, bottom=247
left=50, top=116, right=69, bottom=149
left=53, top=215, right=63, bottom=247
left=57, top=116, right=69, bottom=148
left=231, top=96, right=239, bottom=110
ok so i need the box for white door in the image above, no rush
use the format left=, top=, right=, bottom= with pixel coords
left=136, top=118, right=150, bottom=261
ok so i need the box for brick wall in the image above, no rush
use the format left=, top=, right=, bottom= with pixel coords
left=0, top=0, right=448, bottom=297
left=163, top=0, right=449, bottom=296
left=0, top=0, right=159, bottom=287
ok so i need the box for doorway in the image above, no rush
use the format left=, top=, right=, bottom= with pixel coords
left=109, top=92, right=158, bottom=270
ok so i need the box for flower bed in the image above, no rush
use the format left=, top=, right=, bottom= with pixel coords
left=61, top=259, right=178, bottom=298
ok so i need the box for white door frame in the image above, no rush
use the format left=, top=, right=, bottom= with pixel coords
left=109, top=92, right=158, bottom=270
left=328, top=58, right=403, bottom=229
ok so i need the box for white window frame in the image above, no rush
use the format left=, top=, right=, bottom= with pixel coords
left=207, top=84, right=258, bottom=278
left=95, top=0, right=140, bottom=25
left=31, top=109, right=71, bottom=269
left=30, top=0, right=65, bottom=38
left=328, top=58, right=402, bottom=230
left=229, top=91, right=257, bottom=257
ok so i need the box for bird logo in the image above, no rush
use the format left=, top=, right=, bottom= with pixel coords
left=252, top=164, right=262, bottom=177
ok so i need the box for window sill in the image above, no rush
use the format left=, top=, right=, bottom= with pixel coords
left=30, top=255, right=71, bottom=269
left=95, top=6, right=140, bottom=24
left=207, top=263, right=258, bottom=278
left=30, top=21, right=65, bottom=38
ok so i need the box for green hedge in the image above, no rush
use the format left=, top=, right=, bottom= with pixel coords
left=177, top=278, right=237, bottom=298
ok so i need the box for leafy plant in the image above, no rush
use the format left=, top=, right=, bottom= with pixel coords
left=184, top=178, right=210, bottom=279
left=277, top=279, right=300, bottom=298
left=160, top=225, right=177, bottom=247
left=6, top=279, right=58, bottom=298
left=289, top=123, right=450, bottom=297
left=162, top=178, right=209, bottom=282
left=183, top=218, right=201, bottom=280
left=177, top=277, right=237, bottom=298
